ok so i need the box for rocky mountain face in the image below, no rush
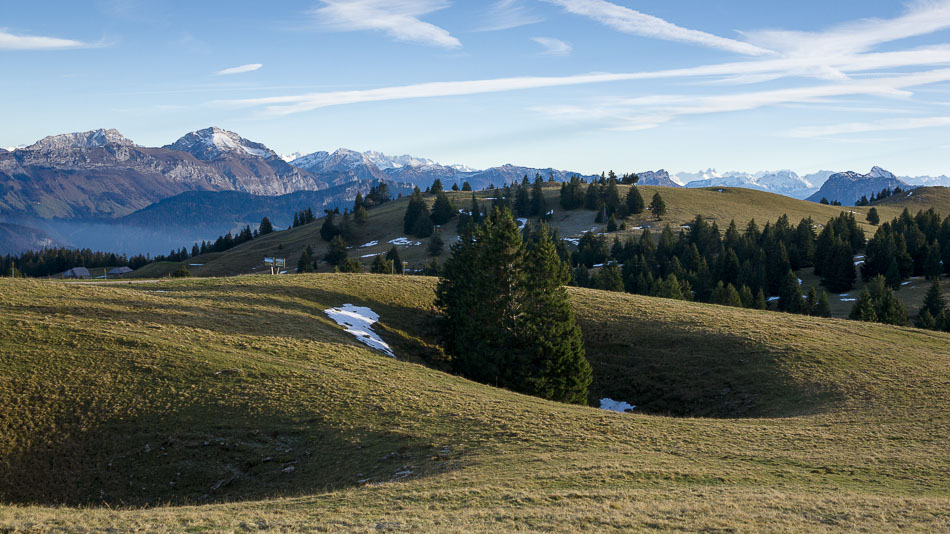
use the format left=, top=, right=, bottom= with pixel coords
left=636, top=170, right=681, bottom=187
left=806, top=167, right=910, bottom=205
left=0, top=128, right=335, bottom=220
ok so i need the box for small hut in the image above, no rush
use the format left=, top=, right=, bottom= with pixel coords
left=63, top=267, right=91, bottom=279
left=108, top=266, right=133, bottom=276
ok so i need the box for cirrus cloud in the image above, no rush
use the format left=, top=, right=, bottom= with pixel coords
left=215, top=63, right=263, bottom=76
left=311, top=0, right=461, bottom=49
left=0, top=29, right=89, bottom=50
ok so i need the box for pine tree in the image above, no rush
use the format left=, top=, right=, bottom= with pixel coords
left=296, top=245, right=315, bottom=273
left=336, top=257, right=362, bottom=273
left=403, top=188, right=433, bottom=237
left=778, top=269, right=803, bottom=313
left=754, top=288, right=768, bottom=310
left=259, top=216, right=274, bottom=235
left=430, top=192, right=456, bottom=226
left=530, top=175, right=547, bottom=217
left=849, top=288, right=877, bottom=322
left=518, top=227, right=592, bottom=403
left=885, top=258, right=902, bottom=289
left=594, top=264, right=624, bottom=292
left=917, top=281, right=946, bottom=329
left=462, top=181, right=472, bottom=191
left=923, top=242, right=942, bottom=280
left=320, top=212, right=340, bottom=242
left=428, top=231, right=444, bottom=256
left=649, top=192, right=666, bottom=220
left=386, top=246, right=403, bottom=274
left=324, top=235, right=348, bottom=266
left=625, top=186, right=644, bottom=215
left=814, top=290, right=832, bottom=317
left=452, top=182, right=460, bottom=192
left=431, top=178, right=444, bottom=194
left=866, top=207, right=880, bottom=225
left=606, top=214, right=618, bottom=232
left=370, top=255, right=395, bottom=274
left=739, top=285, right=755, bottom=308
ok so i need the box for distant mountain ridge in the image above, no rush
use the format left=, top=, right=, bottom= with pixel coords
left=677, top=169, right=832, bottom=199
left=806, top=167, right=911, bottom=205
left=289, top=150, right=598, bottom=190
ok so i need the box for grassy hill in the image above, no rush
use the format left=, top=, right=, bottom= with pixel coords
left=131, top=184, right=950, bottom=281
left=1, top=274, right=948, bottom=532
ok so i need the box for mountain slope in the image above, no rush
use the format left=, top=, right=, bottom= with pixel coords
left=0, top=222, right=62, bottom=255
left=0, top=275, right=947, bottom=531
left=807, top=167, right=910, bottom=205
left=0, top=128, right=335, bottom=220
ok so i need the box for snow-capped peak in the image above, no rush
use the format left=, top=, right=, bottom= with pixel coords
left=869, top=166, right=896, bottom=180
left=28, top=128, right=134, bottom=151
left=165, top=127, right=278, bottom=161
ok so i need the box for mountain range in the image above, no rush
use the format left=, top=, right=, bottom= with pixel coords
left=806, top=167, right=910, bottom=205
left=1, top=126, right=947, bottom=255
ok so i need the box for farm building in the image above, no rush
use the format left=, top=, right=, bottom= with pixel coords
left=63, top=267, right=91, bottom=279
left=108, top=266, right=133, bottom=275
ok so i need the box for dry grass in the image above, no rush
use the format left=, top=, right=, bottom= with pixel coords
left=0, top=274, right=948, bottom=532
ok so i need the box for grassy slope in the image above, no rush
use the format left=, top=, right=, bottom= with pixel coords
left=134, top=184, right=950, bottom=280
left=1, top=274, right=948, bottom=532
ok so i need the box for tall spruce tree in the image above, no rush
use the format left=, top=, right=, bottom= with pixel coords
left=625, top=186, right=645, bottom=215
left=649, top=192, right=666, bottom=220
left=431, top=192, right=456, bottom=226
left=517, top=227, right=592, bottom=403
left=436, top=209, right=591, bottom=404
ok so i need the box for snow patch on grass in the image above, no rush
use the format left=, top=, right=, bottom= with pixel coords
left=359, top=240, right=379, bottom=248
left=324, top=304, right=394, bottom=358
left=388, top=237, right=421, bottom=247
left=600, top=398, right=636, bottom=413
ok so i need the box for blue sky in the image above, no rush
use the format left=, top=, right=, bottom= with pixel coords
left=3, top=0, right=950, bottom=176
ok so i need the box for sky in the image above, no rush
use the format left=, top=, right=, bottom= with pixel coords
left=2, top=0, right=950, bottom=177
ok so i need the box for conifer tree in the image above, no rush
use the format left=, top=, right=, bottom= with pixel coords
left=259, top=217, right=274, bottom=235
left=462, top=181, right=472, bottom=191
left=403, top=188, right=433, bottom=237
left=370, top=255, right=395, bottom=274
left=386, top=246, right=403, bottom=274
left=923, top=242, right=942, bottom=280
left=518, top=227, right=592, bottom=403
left=739, top=285, right=755, bottom=308
left=431, top=178, right=444, bottom=194
left=296, top=245, right=315, bottom=273
left=867, top=207, right=880, bottom=225
left=814, top=290, right=832, bottom=317
left=649, top=192, right=666, bottom=220
left=625, top=186, right=644, bottom=215
left=530, top=175, right=547, bottom=217
left=428, top=231, right=444, bottom=256
left=778, top=269, right=803, bottom=313
left=606, top=214, right=618, bottom=232
left=436, top=210, right=591, bottom=404
left=320, top=212, right=341, bottom=242
left=324, top=235, right=348, bottom=266
left=431, top=192, right=456, bottom=226
left=594, top=264, right=624, bottom=292
left=755, top=288, right=768, bottom=310
left=917, top=281, right=947, bottom=329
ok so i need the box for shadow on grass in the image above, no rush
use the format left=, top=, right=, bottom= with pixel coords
left=0, top=399, right=450, bottom=508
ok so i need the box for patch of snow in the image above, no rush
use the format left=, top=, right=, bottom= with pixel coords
left=839, top=294, right=850, bottom=297
left=854, top=260, right=865, bottom=266
left=592, top=263, right=605, bottom=268
left=841, top=298, right=857, bottom=302
left=717, top=189, right=724, bottom=193
left=901, top=281, right=912, bottom=286
left=632, top=226, right=643, bottom=230
left=907, top=191, right=914, bottom=197
left=797, top=278, right=803, bottom=286
left=854, top=255, right=865, bottom=260
left=562, top=238, right=580, bottom=245
left=361, top=253, right=381, bottom=258
left=767, top=296, right=780, bottom=302
left=189, top=263, right=204, bottom=266
left=546, top=209, right=554, bottom=216
left=360, top=240, right=379, bottom=248
left=600, top=398, right=636, bottom=413
left=279, top=270, right=287, bottom=274
left=324, top=304, right=394, bottom=358
left=388, top=237, right=421, bottom=247
left=516, top=218, right=528, bottom=230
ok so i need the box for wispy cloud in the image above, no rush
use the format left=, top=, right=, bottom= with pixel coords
left=215, top=64, right=263, bottom=76
left=534, top=69, right=950, bottom=130
left=311, top=0, right=460, bottom=49
left=479, top=0, right=543, bottom=31
left=540, top=0, right=773, bottom=56
left=532, top=36, right=572, bottom=55
left=0, top=29, right=89, bottom=50
left=785, top=116, right=950, bottom=138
